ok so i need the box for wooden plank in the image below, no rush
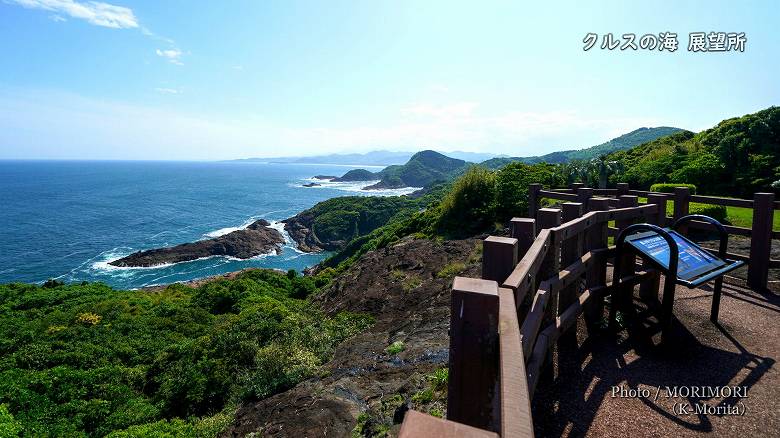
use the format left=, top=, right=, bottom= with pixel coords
left=548, top=252, right=595, bottom=294
left=497, top=288, right=535, bottom=438
left=690, top=194, right=753, bottom=209
left=448, top=277, right=500, bottom=430
left=502, top=230, right=551, bottom=293
left=519, top=287, right=550, bottom=359
left=687, top=220, right=751, bottom=237
left=526, top=329, right=551, bottom=399
left=539, top=190, right=579, bottom=202
left=550, top=211, right=598, bottom=240
left=399, top=411, right=499, bottom=438
left=559, top=203, right=584, bottom=342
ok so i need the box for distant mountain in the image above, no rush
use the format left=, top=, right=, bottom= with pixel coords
left=234, top=150, right=413, bottom=166
left=609, top=106, right=780, bottom=197
left=232, top=150, right=502, bottom=167
left=480, top=127, right=684, bottom=169
left=329, top=150, right=469, bottom=190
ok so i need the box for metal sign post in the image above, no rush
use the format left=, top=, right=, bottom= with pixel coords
left=613, top=215, right=744, bottom=344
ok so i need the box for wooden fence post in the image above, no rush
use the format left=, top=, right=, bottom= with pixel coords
left=448, top=277, right=500, bottom=430
left=617, top=183, right=629, bottom=197
left=616, top=195, right=639, bottom=231
left=482, top=236, right=519, bottom=283
left=640, top=194, right=666, bottom=301
left=576, top=187, right=594, bottom=212
left=647, top=193, right=668, bottom=227
left=748, top=193, right=775, bottom=290
left=537, top=208, right=560, bottom=364
left=615, top=196, right=639, bottom=314
left=528, top=184, right=542, bottom=219
left=560, top=202, right=583, bottom=344
left=510, top=218, right=536, bottom=258
left=585, top=198, right=610, bottom=327
left=673, top=187, right=691, bottom=231
left=570, top=182, right=585, bottom=192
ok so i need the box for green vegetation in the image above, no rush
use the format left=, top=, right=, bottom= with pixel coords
left=436, top=262, right=466, bottom=278
left=610, top=107, right=780, bottom=197
left=481, top=127, right=683, bottom=169
left=304, top=196, right=415, bottom=247
left=385, top=341, right=405, bottom=355
left=401, top=276, right=422, bottom=292
left=650, top=183, right=697, bottom=194
left=335, top=150, right=470, bottom=189
left=0, top=270, right=372, bottom=437
left=335, top=168, right=377, bottom=182
left=437, top=166, right=497, bottom=236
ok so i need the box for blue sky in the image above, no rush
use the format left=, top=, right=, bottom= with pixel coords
left=0, top=0, right=778, bottom=160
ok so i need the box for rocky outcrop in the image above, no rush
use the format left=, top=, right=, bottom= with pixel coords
left=312, top=175, right=338, bottom=180
left=109, top=220, right=285, bottom=267
left=220, top=237, right=481, bottom=437
left=332, top=169, right=377, bottom=182
left=302, top=182, right=321, bottom=187
left=281, top=211, right=332, bottom=252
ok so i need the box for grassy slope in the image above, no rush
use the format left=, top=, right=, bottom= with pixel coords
left=0, top=271, right=371, bottom=437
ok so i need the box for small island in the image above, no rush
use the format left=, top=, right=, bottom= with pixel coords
left=110, top=220, right=285, bottom=267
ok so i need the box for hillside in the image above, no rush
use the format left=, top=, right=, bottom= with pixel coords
left=0, top=271, right=372, bottom=437
left=481, top=126, right=684, bottom=169
left=282, top=196, right=416, bottom=251
left=610, top=106, right=780, bottom=196
left=329, top=150, right=470, bottom=190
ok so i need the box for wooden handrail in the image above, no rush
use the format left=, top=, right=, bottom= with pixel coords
left=498, top=288, right=534, bottom=438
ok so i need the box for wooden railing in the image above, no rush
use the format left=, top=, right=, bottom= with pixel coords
left=530, top=182, right=778, bottom=290
left=400, top=192, right=662, bottom=437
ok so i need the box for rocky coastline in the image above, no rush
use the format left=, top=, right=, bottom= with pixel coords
left=109, top=219, right=285, bottom=268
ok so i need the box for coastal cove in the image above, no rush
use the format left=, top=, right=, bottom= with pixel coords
left=0, top=160, right=418, bottom=289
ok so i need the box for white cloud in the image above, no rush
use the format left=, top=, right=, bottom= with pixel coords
left=156, top=48, right=183, bottom=65
left=0, top=89, right=664, bottom=160
left=7, top=0, right=138, bottom=29
left=49, top=14, right=66, bottom=22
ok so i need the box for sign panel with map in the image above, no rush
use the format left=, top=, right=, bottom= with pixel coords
left=626, top=230, right=727, bottom=281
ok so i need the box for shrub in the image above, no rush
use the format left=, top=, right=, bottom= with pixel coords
left=688, top=202, right=728, bottom=223
left=650, top=183, right=697, bottom=194
left=437, top=166, right=497, bottom=236
left=0, top=404, right=22, bottom=437
left=75, top=312, right=102, bottom=325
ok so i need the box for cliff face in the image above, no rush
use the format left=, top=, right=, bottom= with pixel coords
left=282, top=196, right=414, bottom=253
left=110, top=220, right=285, bottom=267
left=221, top=237, right=481, bottom=437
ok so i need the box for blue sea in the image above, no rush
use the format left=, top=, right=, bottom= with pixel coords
left=0, top=160, right=416, bottom=289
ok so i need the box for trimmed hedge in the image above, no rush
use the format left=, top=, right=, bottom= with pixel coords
left=650, top=183, right=697, bottom=194
left=688, top=202, right=728, bottom=223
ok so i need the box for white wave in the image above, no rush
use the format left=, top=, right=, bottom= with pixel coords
left=204, top=217, right=260, bottom=238
left=294, top=179, right=421, bottom=196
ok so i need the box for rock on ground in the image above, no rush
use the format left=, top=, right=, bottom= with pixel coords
left=220, top=237, right=481, bottom=437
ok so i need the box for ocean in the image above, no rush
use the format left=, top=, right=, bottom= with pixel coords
left=0, top=160, right=416, bottom=289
